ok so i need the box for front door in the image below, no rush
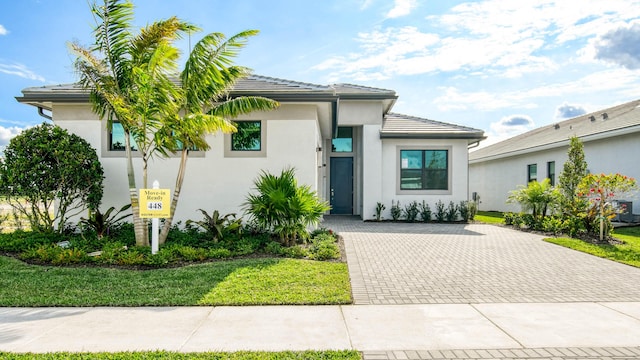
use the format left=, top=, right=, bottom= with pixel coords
left=330, top=157, right=353, bottom=214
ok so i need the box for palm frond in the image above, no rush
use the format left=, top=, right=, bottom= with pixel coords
left=210, top=96, right=279, bottom=119
left=181, top=30, right=260, bottom=112
left=91, top=0, right=135, bottom=87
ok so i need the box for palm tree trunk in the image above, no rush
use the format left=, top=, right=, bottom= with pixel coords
left=124, top=131, right=148, bottom=246
left=158, top=149, right=188, bottom=244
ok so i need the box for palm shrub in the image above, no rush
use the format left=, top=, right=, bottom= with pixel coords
left=507, top=179, right=561, bottom=220
left=244, top=168, right=330, bottom=246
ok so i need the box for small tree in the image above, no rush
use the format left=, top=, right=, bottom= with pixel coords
left=558, top=136, right=588, bottom=214
left=0, top=123, right=104, bottom=232
left=507, top=179, right=561, bottom=219
left=577, top=173, right=637, bottom=241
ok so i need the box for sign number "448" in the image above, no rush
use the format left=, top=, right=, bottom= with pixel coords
left=147, top=202, right=163, bottom=210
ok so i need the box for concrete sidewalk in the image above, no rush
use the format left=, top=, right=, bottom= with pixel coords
left=2, top=303, right=640, bottom=355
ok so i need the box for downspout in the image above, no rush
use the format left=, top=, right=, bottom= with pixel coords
left=467, top=140, right=481, bottom=204
left=467, top=140, right=480, bottom=150
left=38, top=107, right=52, bottom=121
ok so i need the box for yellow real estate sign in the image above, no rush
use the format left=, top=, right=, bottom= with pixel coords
left=139, top=188, right=171, bottom=218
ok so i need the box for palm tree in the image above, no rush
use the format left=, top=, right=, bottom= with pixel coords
left=70, top=0, right=192, bottom=246
left=156, top=29, right=279, bottom=244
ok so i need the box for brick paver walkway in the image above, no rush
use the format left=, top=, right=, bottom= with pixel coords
left=323, top=216, right=640, bottom=305
left=323, top=217, right=640, bottom=359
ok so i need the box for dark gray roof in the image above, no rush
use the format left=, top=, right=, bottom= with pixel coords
left=232, top=75, right=332, bottom=93
left=16, top=74, right=397, bottom=105
left=381, top=113, right=485, bottom=141
left=469, top=99, right=640, bottom=162
left=331, top=83, right=397, bottom=96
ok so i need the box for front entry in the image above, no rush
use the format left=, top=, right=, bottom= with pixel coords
left=330, top=157, right=353, bottom=214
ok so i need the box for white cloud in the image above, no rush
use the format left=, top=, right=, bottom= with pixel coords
left=0, top=125, right=27, bottom=150
left=313, top=26, right=439, bottom=80
left=314, top=0, right=640, bottom=81
left=555, top=102, right=587, bottom=119
left=360, top=0, right=374, bottom=10
left=592, top=22, right=640, bottom=69
left=0, top=25, right=7, bottom=35
left=0, top=62, right=45, bottom=82
left=434, top=68, right=640, bottom=112
left=386, top=0, right=417, bottom=19
left=476, top=114, right=535, bottom=149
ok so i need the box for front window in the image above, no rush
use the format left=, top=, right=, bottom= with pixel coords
left=231, top=121, right=262, bottom=151
left=332, top=127, right=353, bottom=152
left=110, top=122, right=137, bottom=151
left=528, top=164, right=538, bottom=183
left=400, top=149, right=448, bottom=190
left=547, top=161, right=555, bottom=186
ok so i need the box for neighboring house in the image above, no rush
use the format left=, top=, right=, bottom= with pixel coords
left=469, top=99, right=640, bottom=219
left=16, top=75, right=485, bottom=222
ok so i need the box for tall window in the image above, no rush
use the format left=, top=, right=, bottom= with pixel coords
left=110, top=122, right=137, bottom=151
left=332, top=127, right=353, bottom=152
left=528, top=164, right=537, bottom=183
left=400, top=149, right=448, bottom=190
left=547, top=161, right=555, bottom=186
left=231, top=121, right=261, bottom=151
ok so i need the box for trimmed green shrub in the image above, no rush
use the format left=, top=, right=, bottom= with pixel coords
left=282, top=245, right=309, bottom=258
left=404, top=201, right=419, bottom=222
left=390, top=200, right=402, bottom=221
left=0, top=123, right=104, bottom=233
left=419, top=201, right=432, bottom=222
left=434, top=200, right=446, bottom=222
left=445, top=201, right=458, bottom=222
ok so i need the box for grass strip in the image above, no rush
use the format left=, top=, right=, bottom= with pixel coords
left=474, top=211, right=504, bottom=224
left=0, top=351, right=361, bottom=360
left=545, top=227, right=640, bottom=268
left=0, top=257, right=351, bottom=306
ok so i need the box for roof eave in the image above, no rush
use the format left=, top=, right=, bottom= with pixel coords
left=380, top=132, right=486, bottom=140
left=469, top=124, right=640, bottom=163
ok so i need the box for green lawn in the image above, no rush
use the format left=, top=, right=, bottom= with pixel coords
left=0, top=351, right=361, bottom=360
left=0, top=256, right=351, bottom=306
left=545, top=226, right=640, bottom=268
left=474, top=211, right=504, bottom=224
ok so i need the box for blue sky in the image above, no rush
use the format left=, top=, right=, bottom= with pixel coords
left=2, top=0, right=640, bottom=149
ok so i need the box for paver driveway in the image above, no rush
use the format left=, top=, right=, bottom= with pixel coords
left=322, top=216, right=640, bottom=305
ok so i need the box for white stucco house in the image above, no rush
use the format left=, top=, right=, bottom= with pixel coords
left=469, top=99, right=640, bottom=220
left=17, top=75, right=485, bottom=222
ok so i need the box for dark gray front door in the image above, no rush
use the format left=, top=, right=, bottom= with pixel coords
left=330, top=157, right=353, bottom=214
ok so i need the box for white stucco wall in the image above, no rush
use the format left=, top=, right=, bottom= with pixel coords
left=361, top=124, right=383, bottom=219
left=338, top=101, right=383, bottom=125
left=469, top=132, right=640, bottom=214
left=53, top=103, right=321, bottom=224
left=371, top=138, right=470, bottom=221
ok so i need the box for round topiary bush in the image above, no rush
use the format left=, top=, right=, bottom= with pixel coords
left=0, top=123, right=104, bottom=232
